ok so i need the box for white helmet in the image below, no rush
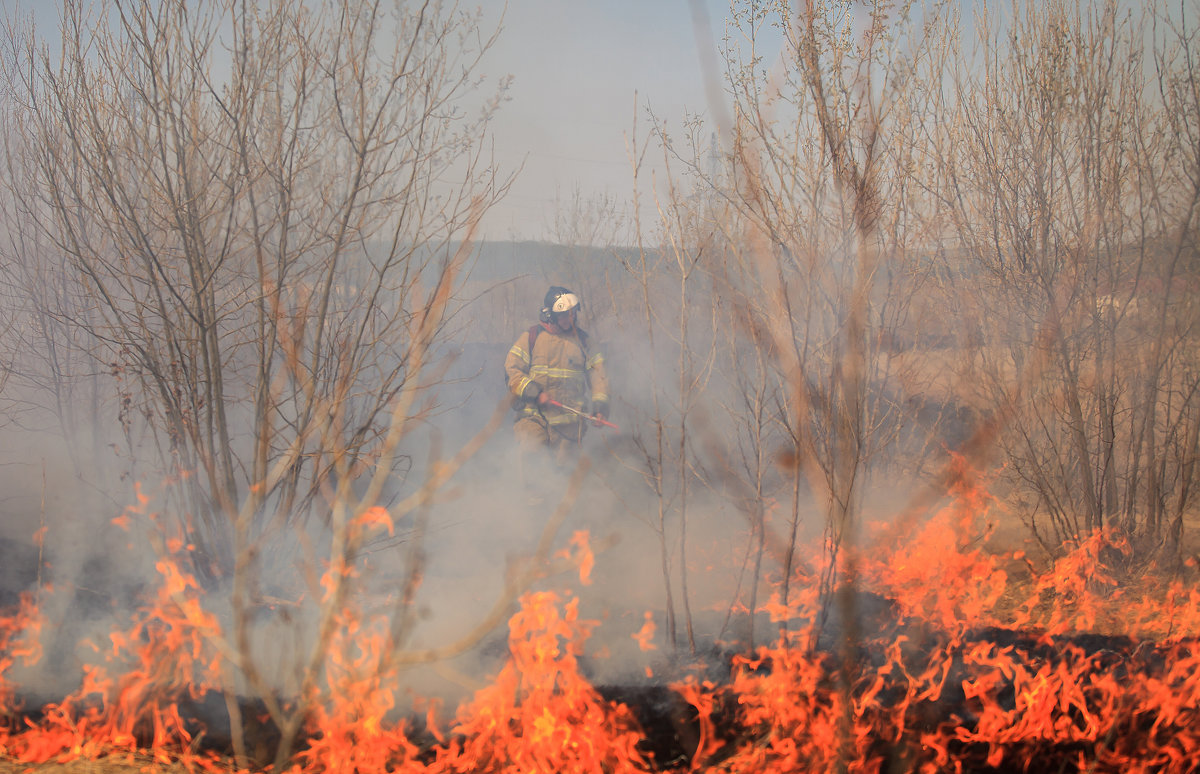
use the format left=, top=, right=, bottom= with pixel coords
left=552, top=292, right=581, bottom=314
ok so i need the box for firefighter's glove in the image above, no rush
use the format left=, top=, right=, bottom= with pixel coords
left=536, top=391, right=550, bottom=406
left=522, top=381, right=545, bottom=403
left=591, top=400, right=609, bottom=421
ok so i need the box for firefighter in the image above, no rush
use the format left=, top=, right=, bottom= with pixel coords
left=505, top=286, right=610, bottom=473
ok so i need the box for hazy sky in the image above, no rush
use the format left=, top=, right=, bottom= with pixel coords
left=2, top=0, right=732, bottom=243
left=5, top=2, right=1189, bottom=243
left=474, top=0, right=730, bottom=242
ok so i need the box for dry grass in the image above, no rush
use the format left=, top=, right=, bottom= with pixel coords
left=0, top=761, right=213, bottom=773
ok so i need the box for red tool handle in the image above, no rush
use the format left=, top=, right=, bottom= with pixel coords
left=545, top=398, right=620, bottom=430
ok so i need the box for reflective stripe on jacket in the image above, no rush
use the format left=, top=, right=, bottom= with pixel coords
left=505, top=323, right=609, bottom=425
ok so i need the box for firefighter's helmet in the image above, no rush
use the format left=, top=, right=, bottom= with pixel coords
left=541, top=286, right=581, bottom=322
left=552, top=292, right=580, bottom=314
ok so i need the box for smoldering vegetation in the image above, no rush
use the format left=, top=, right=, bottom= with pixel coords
left=0, top=0, right=1197, bottom=770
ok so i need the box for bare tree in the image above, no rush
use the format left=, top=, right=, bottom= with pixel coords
left=930, top=0, right=1200, bottom=562
left=0, top=0, right=533, bottom=766
left=673, top=0, right=946, bottom=617
left=608, top=101, right=727, bottom=656
left=630, top=6, right=955, bottom=768
left=2, top=0, right=511, bottom=562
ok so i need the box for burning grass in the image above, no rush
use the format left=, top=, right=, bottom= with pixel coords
left=1, top=478, right=1198, bottom=773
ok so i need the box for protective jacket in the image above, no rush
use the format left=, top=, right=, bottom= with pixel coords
left=505, top=322, right=609, bottom=432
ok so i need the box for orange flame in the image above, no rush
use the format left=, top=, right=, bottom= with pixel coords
left=427, top=591, right=649, bottom=773
left=1, top=470, right=1198, bottom=772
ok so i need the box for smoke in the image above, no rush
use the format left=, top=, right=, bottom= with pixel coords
left=0, top=258, right=837, bottom=720
left=0, top=401, right=162, bottom=701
